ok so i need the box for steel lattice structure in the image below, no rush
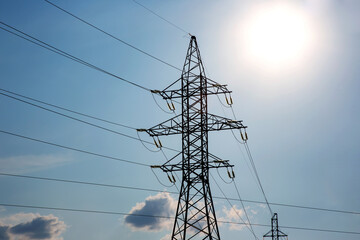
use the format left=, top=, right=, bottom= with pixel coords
left=142, top=36, right=247, bottom=240
left=263, top=213, right=288, bottom=240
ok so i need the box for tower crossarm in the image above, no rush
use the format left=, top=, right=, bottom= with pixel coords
left=144, top=114, right=182, bottom=137
left=151, top=152, right=234, bottom=173
left=207, top=113, right=246, bottom=131
left=263, top=230, right=288, bottom=238
left=153, top=160, right=234, bottom=173
left=143, top=113, right=246, bottom=137
left=151, top=77, right=231, bottom=100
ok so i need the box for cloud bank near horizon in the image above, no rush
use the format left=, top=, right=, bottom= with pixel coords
left=0, top=213, right=66, bottom=240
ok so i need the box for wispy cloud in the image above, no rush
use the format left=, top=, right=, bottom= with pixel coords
left=218, top=205, right=260, bottom=231
left=160, top=233, right=171, bottom=240
left=219, top=205, right=246, bottom=231
left=124, top=192, right=177, bottom=232
left=0, top=154, right=72, bottom=174
left=0, top=213, right=67, bottom=240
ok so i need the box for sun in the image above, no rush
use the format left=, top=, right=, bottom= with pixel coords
left=240, top=2, right=315, bottom=69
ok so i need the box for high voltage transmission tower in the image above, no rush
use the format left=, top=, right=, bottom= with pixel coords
left=139, top=36, right=247, bottom=240
left=263, top=213, right=288, bottom=240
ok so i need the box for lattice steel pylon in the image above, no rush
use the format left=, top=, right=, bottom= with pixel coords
left=140, top=36, right=247, bottom=240
left=263, top=213, right=288, bottom=240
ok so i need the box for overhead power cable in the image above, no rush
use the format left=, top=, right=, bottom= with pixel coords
left=131, top=0, right=189, bottom=35
left=0, top=203, right=359, bottom=235
left=0, top=172, right=158, bottom=192
left=233, top=180, right=258, bottom=239
left=1, top=124, right=356, bottom=217
left=0, top=169, right=358, bottom=216
left=0, top=129, right=149, bottom=167
left=216, top=95, right=262, bottom=194
left=224, top=102, right=274, bottom=216
left=44, top=0, right=183, bottom=72
left=0, top=21, right=150, bottom=91
left=244, top=141, right=273, bottom=216
left=0, top=88, right=136, bottom=130
left=0, top=92, right=179, bottom=153
left=211, top=173, right=259, bottom=240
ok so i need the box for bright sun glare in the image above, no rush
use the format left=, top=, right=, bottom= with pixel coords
left=241, top=3, right=315, bottom=69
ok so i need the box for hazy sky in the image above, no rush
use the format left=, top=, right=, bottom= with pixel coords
left=0, top=0, right=359, bottom=239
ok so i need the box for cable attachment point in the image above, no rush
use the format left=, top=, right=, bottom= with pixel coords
left=151, top=165, right=161, bottom=168
left=151, top=89, right=161, bottom=94
left=166, top=99, right=176, bottom=111
left=213, top=160, right=224, bottom=164
left=153, top=136, right=163, bottom=148
left=225, top=93, right=233, bottom=106
left=240, top=129, right=248, bottom=142
left=167, top=173, right=176, bottom=183
left=227, top=167, right=235, bottom=179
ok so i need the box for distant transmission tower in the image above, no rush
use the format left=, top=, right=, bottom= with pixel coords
left=263, top=213, right=288, bottom=240
left=140, top=36, right=247, bottom=239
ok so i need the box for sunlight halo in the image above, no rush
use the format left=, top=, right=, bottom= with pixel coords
left=239, top=2, right=316, bottom=70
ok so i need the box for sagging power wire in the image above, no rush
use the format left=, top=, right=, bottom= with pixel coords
left=151, top=92, right=174, bottom=114
left=216, top=167, right=234, bottom=185
left=150, top=168, right=174, bottom=188
left=0, top=21, right=151, bottom=92
left=210, top=173, right=259, bottom=240
left=136, top=131, right=161, bottom=153
left=0, top=88, right=136, bottom=130
left=233, top=180, right=258, bottom=239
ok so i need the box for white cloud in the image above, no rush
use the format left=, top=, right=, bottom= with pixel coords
left=218, top=205, right=259, bottom=231
left=258, top=204, right=267, bottom=209
left=0, top=213, right=67, bottom=240
left=0, top=213, right=40, bottom=226
left=219, top=205, right=245, bottom=231
left=124, top=192, right=177, bottom=232
left=0, top=154, right=72, bottom=174
left=160, top=233, right=171, bottom=240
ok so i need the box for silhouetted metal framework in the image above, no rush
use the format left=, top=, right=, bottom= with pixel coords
left=144, top=36, right=246, bottom=240
left=263, top=213, right=288, bottom=240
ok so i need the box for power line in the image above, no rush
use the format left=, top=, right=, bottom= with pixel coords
left=0, top=92, right=179, bottom=153
left=233, top=180, right=258, bottom=239
left=0, top=21, right=151, bottom=92
left=44, top=0, right=183, bottom=72
left=0, top=129, right=149, bottom=167
left=0, top=168, right=358, bottom=216
left=0, top=92, right=138, bottom=140
left=0, top=203, right=358, bottom=235
left=211, top=173, right=259, bottom=240
left=0, top=202, right=168, bottom=218
left=0, top=88, right=136, bottom=130
left=216, top=95, right=263, bottom=194
left=131, top=0, right=189, bottom=35
left=226, top=103, right=274, bottom=216
left=0, top=172, right=157, bottom=192
left=244, top=141, right=273, bottom=216
left=261, top=201, right=360, bottom=215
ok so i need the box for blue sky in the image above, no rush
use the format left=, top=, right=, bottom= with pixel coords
left=0, top=0, right=359, bottom=239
